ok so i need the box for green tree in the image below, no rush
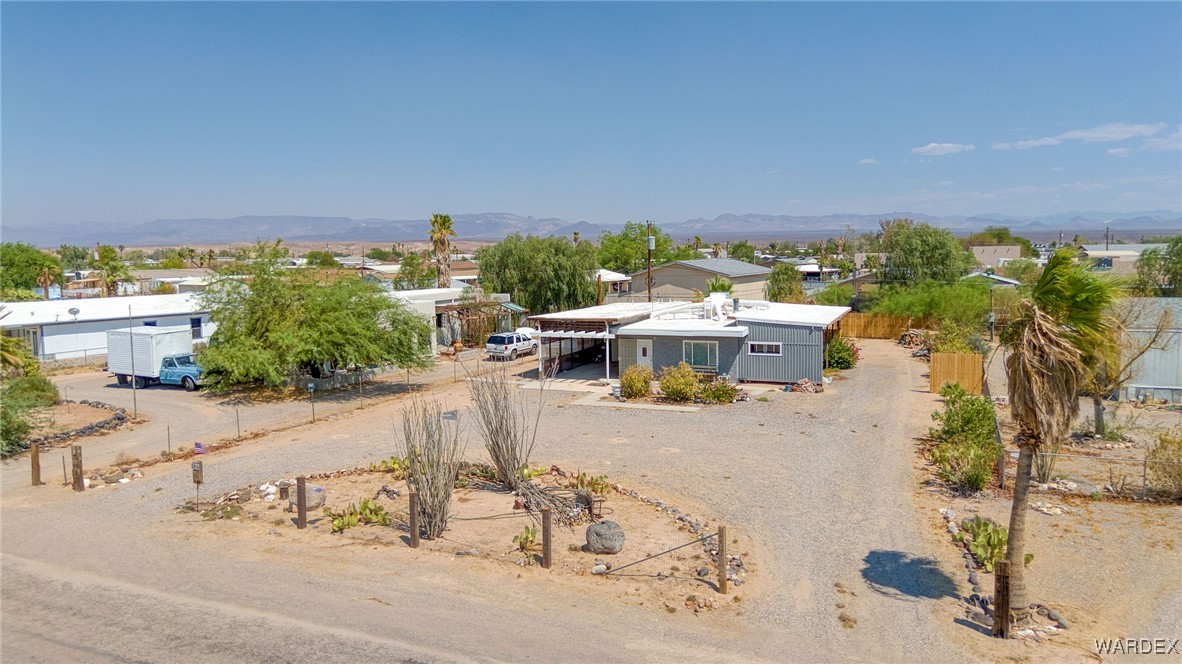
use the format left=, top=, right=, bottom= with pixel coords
left=393, top=252, right=437, bottom=290
left=0, top=243, right=62, bottom=291
left=705, top=276, right=733, bottom=293
left=477, top=234, right=597, bottom=314
left=429, top=213, right=456, bottom=288
left=57, top=244, right=90, bottom=271
left=880, top=219, right=975, bottom=285
left=596, top=222, right=696, bottom=274
left=198, top=241, right=432, bottom=389
left=813, top=283, right=854, bottom=306
left=764, top=263, right=805, bottom=303
left=1000, top=249, right=1118, bottom=616
left=998, top=258, right=1042, bottom=286
left=304, top=250, right=340, bottom=268
left=90, top=245, right=133, bottom=297
left=1134, top=236, right=1182, bottom=296
left=729, top=239, right=756, bottom=263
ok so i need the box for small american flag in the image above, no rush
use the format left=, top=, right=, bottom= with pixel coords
left=194, top=442, right=209, bottom=455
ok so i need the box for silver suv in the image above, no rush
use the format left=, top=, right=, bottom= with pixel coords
left=486, top=332, right=537, bottom=360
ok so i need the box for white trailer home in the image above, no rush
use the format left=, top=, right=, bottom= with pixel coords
left=0, top=293, right=213, bottom=363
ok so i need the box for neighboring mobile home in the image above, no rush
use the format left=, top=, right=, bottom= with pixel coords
left=627, top=258, right=771, bottom=301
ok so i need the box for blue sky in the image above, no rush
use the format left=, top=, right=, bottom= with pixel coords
left=3, top=2, right=1180, bottom=228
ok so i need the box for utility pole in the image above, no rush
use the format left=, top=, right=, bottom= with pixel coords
left=646, top=221, right=654, bottom=304
left=1105, top=226, right=1110, bottom=251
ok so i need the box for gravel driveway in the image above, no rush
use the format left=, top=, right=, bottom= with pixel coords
left=2, top=340, right=972, bottom=662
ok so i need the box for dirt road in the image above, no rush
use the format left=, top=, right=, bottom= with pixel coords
left=2, top=342, right=976, bottom=662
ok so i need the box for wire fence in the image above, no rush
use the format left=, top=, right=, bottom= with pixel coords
left=1001, top=450, right=1182, bottom=500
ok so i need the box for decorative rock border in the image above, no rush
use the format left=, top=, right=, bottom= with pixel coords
left=24, top=400, right=132, bottom=449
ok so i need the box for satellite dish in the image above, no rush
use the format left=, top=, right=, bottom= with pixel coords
left=68, top=307, right=80, bottom=316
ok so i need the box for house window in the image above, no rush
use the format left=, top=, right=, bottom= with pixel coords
left=748, top=342, right=782, bottom=356
left=190, top=317, right=203, bottom=340
left=142, top=320, right=157, bottom=327
left=683, top=341, right=718, bottom=369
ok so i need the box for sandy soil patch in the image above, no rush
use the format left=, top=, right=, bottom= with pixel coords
left=173, top=466, right=760, bottom=618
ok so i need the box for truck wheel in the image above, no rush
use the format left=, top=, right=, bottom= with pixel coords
left=510, top=349, right=518, bottom=361
left=133, top=376, right=148, bottom=390
left=531, top=344, right=539, bottom=356
left=116, top=375, right=129, bottom=386
left=182, top=377, right=197, bottom=392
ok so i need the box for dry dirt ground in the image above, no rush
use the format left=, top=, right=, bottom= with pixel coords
left=916, top=352, right=1182, bottom=662
left=2, top=340, right=1177, bottom=662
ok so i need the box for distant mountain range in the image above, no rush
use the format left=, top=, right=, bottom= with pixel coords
left=5, top=210, right=1179, bottom=247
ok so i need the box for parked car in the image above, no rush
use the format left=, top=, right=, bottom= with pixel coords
left=485, top=331, right=537, bottom=360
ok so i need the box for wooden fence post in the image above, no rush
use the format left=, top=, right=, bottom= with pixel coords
left=30, top=444, right=42, bottom=487
left=70, top=445, right=84, bottom=492
left=408, top=492, right=420, bottom=548
left=296, top=476, right=307, bottom=529
left=992, top=560, right=1011, bottom=638
left=717, top=525, right=728, bottom=595
left=541, top=508, right=552, bottom=569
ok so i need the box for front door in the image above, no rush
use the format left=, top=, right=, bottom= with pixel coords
left=636, top=339, right=653, bottom=370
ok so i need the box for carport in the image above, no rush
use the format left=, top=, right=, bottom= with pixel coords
left=528, top=302, right=691, bottom=381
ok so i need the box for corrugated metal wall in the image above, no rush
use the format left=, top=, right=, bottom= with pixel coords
left=736, top=321, right=824, bottom=382
left=616, top=336, right=741, bottom=380
left=1123, top=329, right=1182, bottom=400
left=617, top=337, right=637, bottom=376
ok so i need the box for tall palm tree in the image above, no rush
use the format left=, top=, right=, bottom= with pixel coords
left=1001, top=250, right=1118, bottom=616
left=429, top=213, right=456, bottom=288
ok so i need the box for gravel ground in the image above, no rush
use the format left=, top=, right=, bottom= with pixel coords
left=2, top=340, right=974, bottom=663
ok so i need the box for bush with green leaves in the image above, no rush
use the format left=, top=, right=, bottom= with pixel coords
left=812, top=284, right=854, bottom=306
left=705, top=276, right=734, bottom=293
left=929, top=382, right=1000, bottom=493
left=4, top=376, right=59, bottom=407
left=871, top=281, right=990, bottom=329
left=1148, top=429, right=1182, bottom=497
left=659, top=362, right=699, bottom=402
left=0, top=390, right=34, bottom=457
left=931, top=435, right=997, bottom=492
left=620, top=364, right=654, bottom=399
left=824, top=335, right=859, bottom=370
left=698, top=378, right=739, bottom=404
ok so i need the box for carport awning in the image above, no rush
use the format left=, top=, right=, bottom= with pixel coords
left=538, top=330, right=614, bottom=340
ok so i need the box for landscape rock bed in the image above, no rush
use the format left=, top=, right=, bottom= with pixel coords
left=23, top=400, right=134, bottom=450
left=180, top=464, right=755, bottom=614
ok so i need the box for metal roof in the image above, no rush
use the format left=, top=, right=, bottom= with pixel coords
left=617, top=318, right=749, bottom=338
left=529, top=301, right=690, bottom=324
left=733, top=303, right=850, bottom=328
left=657, top=258, right=772, bottom=278
left=0, top=293, right=206, bottom=328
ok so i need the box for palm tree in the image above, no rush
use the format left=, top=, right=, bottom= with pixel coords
left=0, top=308, right=29, bottom=376
left=429, top=213, right=456, bottom=288
left=36, top=266, right=61, bottom=300
left=1000, top=250, right=1118, bottom=617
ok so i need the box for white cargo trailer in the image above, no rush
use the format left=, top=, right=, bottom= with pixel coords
left=106, top=327, right=195, bottom=388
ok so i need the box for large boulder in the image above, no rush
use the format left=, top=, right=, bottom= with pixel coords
left=586, top=520, right=625, bottom=554
left=288, top=486, right=327, bottom=512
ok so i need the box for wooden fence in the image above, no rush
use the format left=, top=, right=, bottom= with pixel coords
left=841, top=312, right=932, bottom=339
left=929, top=352, right=984, bottom=395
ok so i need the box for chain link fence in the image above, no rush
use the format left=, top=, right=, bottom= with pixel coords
left=1001, top=450, right=1182, bottom=500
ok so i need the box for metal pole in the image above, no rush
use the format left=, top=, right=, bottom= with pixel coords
left=646, top=221, right=654, bottom=304
left=128, top=306, right=138, bottom=418
left=235, top=408, right=241, bottom=440
left=62, top=453, right=68, bottom=486
left=310, top=389, right=315, bottom=423
left=167, top=423, right=172, bottom=454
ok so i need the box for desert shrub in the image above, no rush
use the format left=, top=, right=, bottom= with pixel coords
left=872, top=281, right=990, bottom=329
left=931, top=435, right=999, bottom=493
left=825, top=335, right=859, bottom=370
left=0, top=395, right=33, bottom=457
left=1148, top=429, right=1182, bottom=497
left=953, top=516, right=1031, bottom=572
left=929, top=382, right=1000, bottom=493
left=659, top=362, right=699, bottom=402
left=931, top=322, right=975, bottom=354
left=929, top=383, right=995, bottom=444
left=400, top=399, right=464, bottom=539
left=4, top=376, right=59, bottom=407
left=812, top=283, right=854, bottom=306
left=699, top=378, right=739, bottom=404
left=620, top=365, right=654, bottom=399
